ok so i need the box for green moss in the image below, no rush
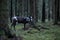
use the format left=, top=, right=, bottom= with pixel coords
left=9, top=22, right=60, bottom=40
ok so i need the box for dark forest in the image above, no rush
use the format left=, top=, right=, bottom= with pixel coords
left=0, top=0, right=60, bottom=40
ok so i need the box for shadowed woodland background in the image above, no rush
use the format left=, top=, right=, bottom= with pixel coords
left=0, top=0, right=60, bottom=40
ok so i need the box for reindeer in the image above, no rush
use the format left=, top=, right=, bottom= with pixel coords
left=11, top=16, right=33, bottom=30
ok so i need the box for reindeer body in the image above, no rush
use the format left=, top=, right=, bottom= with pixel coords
left=11, top=16, right=33, bottom=30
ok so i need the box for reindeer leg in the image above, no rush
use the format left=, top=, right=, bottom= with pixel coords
left=11, top=23, right=13, bottom=29
left=14, top=23, right=16, bottom=31
left=14, top=25, right=15, bottom=31
left=11, top=22, right=16, bottom=31
left=24, top=23, right=26, bottom=30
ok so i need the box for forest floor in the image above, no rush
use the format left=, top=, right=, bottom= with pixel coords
left=10, top=21, right=60, bottom=40
left=0, top=21, right=60, bottom=40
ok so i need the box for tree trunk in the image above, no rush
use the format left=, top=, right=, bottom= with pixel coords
left=53, top=0, right=59, bottom=24
left=10, top=0, right=13, bottom=22
left=59, top=0, right=60, bottom=21
left=15, top=0, right=18, bottom=16
left=30, top=0, right=38, bottom=23
left=22, top=0, right=24, bottom=17
left=42, top=0, right=45, bottom=22
left=35, top=0, right=38, bottom=22
left=18, top=0, right=22, bottom=16
left=0, top=0, right=13, bottom=38
left=48, top=0, right=50, bottom=21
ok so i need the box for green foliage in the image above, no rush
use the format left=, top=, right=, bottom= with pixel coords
left=10, top=21, right=60, bottom=40
left=27, top=28, right=39, bottom=34
left=0, top=30, right=5, bottom=35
